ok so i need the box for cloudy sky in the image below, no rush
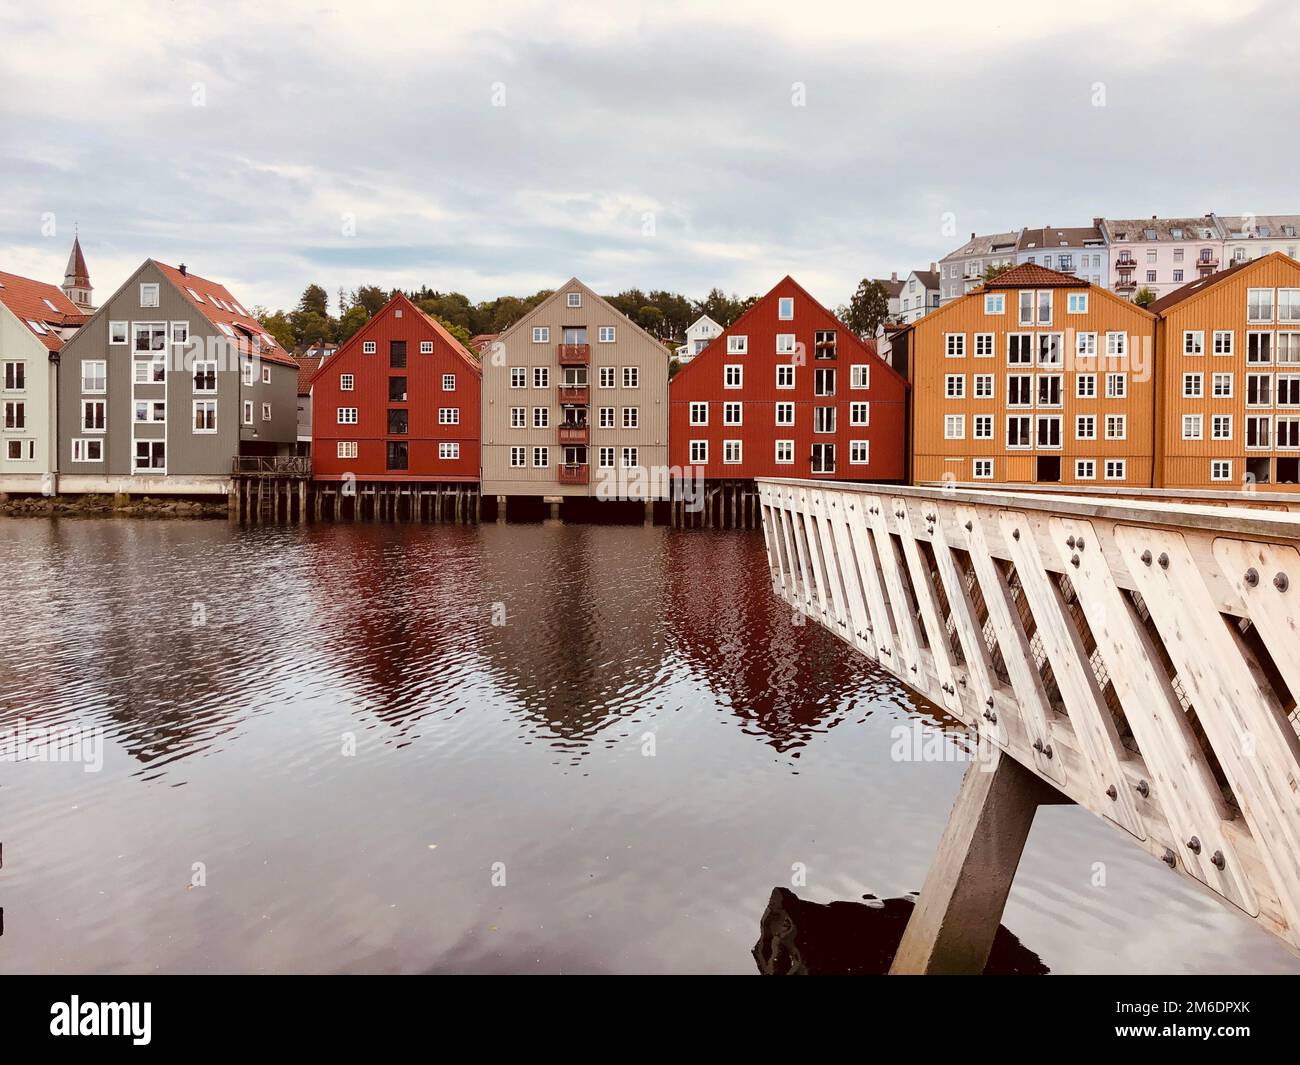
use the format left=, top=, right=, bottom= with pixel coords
left=2, top=0, right=1298, bottom=314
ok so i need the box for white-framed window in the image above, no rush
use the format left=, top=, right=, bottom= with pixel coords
left=624, top=406, right=641, bottom=428
left=724, top=365, right=742, bottom=389
left=1039, top=333, right=1063, bottom=366
left=849, top=401, right=869, bottom=426
left=509, top=446, right=527, bottom=468
left=192, top=358, right=217, bottom=392
left=1211, top=459, right=1232, bottom=482
left=622, top=367, right=639, bottom=388
left=261, top=402, right=271, bottom=421
left=945, top=333, right=965, bottom=358
left=81, top=360, right=106, bottom=394
left=1105, top=332, right=1127, bottom=357
left=193, top=399, right=218, bottom=433
left=1212, top=372, right=1233, bottom=398
left=1248, top=288, right=1274, bottom=323
left=974, top=333, right=994, bottom=358
left=1006, top=374, right=1032, bottom=407
left=599, top=366, right=616, bottom=388
left=689, top=401, right=708, bottom=425
left=80, top=399, right=104, bottom=432
left=1182, top=413, right=1203, bottom=440
left=567, top=292, right=581, bottom=308
left=776, top=365, right=794, bottom=389
left=109, top=321, right=128, bottom=344
left=1247, top=372, right=1272, bottom=407
left=1280, top=290, right=1300, bottom=322
left=1077, top=332, right=1097, bottom=357
left=1213, top=330, right=1234, bottom=356
left=171, top=321, right=189, bottom=346
left=439, top=442, right=460, bottom=460
left=140, top=282, right=160, bottom=307
left=1247, top=332, right=1273, bottom=365
left=1183, top=372, right=1203, bottom=398
left=720, top=402, right=740, bottom=426
left=721, top=440, right=741, bottom=465
left=689, top=440, right=708, bottom=464
left=532, top=407, right=549, bottom=428
left=534, top=367, right=549, bottom=388
left=510, top=367, right=526, bottom=388
left=973, top=414, right=993, bottom=439
left=1105, top=372, right=1127, bottom=399
left=1076, top=373, right=1096, bottom=398
left=984, top=294, right=1004, bottom=315
left=598, top=446, right=615, bottom=469
left=775, top=334, right=796, bottom=355
left=1105, top=459, right=1126, bottom=481
left=1212, top=414, right=1233, bottom=440
left=777, top=297, right=794, bottom=320
left=1105, top=414, right=1127, bottom=439
left=728, top=335, right=748, bottom=354
left=134, top=399, right=165, bottom=423
left=259, top=366, right=269, bottom=385
left=1184, top=330, right=1205, bottom=356
left=775, top=440, right=794, bottom=465
left=363, top=341, right=377, bottom=354
left=533, top=446, right=549, bottom=468
left=336, top=441, right=357, bottom=459
left=243, top=400, right=254, bottom=425
left=622, top=446, right=640, bottom=468
left=532, top=326, right=550, bottom=343
left=134, top=440, right=166, bottom=472
left=1075, top=459, right=1096, bottom=480
left=945, top=374, right=964, bottom=399
left=944, top=414, right=965, bottom=439
left=3, top=400, right=26, bottom=430
left=420, top=340, right=434, bottom=354
left=1037, top=289, right=1053, bottom=325
left=599, top=406, right=615, bottom=428
left=1007, top=334, right=1032, bottom=366
left=439, top=407, right=460, bottom=425
left=849, top=440, right=869, bottom=465
left=850, top=364, right=870, bottom=389
left=1, top=360, right=24, bottom=392
left=436, top=373, right=454, bottom=392
left=598, top=326, right=616, bottom=343
left=510, top=406, right=526, bottom=428
left=1067, top=293, right=1088, bottom=314
left=1076, top=414, right=1096, bottom=440
left=1018, top=290, right=1035, bottom=326
left=337, top=407, right=358, bottom=424
left=1037, top=374, right=1063, bottom=407
left=775, top=401, right=794, bottom=426
left=72, top=438, right=103, bottom=463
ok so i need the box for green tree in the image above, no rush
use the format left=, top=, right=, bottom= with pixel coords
left=353, top=285, right=389, bottom=317
left=254, top=307, right=295, bottom=351
left=1133, top=286, right=1157, bottom=307
left=840, top=279, right=891, bottom=337
left=982, top=263, right=1015, bottom=283
left=297, top=284, right=330, bottom=318
left=336, top=303, right=369, bottom=344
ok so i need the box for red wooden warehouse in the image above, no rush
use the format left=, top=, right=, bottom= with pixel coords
left=310, top=293, right=481, bottom=495
left=669, top=276, right=907, bottom=520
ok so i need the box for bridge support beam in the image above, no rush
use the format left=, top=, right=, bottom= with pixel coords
left=890, top=747, right=1067, bottom=975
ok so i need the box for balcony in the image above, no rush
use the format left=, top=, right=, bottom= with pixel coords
left=1115, top=277, right=1137, bottom=292
left=1114, top=258, right=1137, bottom=272
left=558, top=385, right=589, bottom=405
left=557, top=463, right=589, bottom=486
left=558, top=343, right=590, bottom=366
left=1198, top=255, right=1220, bottom=270
left=558, top=424, right=589, bottom=445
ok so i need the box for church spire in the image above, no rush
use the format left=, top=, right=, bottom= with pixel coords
left=62, top=231, right=94, bottom=312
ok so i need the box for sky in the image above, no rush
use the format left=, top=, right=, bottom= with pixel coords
left=2, top=0, right=1298, bottom=315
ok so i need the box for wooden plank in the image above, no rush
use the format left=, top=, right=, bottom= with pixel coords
left=864, top=495, right=924, bottom=682
left=843, top=493, right=902, bottom=675
left=821, top=489, right=878, bottom=662
left=1056, top=517, right=1256, bottom=912
left=808, top=490, right=850, bottom=635
left=1001, top=512, right=1144, bottom=839
left=1119, top=525, right=1300, bottom=940
left=896, top=500, right=961, bottom=715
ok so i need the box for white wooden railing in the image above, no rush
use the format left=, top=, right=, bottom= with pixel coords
left=758, top=477, right=1300, bottom=956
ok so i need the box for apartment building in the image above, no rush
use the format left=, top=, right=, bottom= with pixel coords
left=1219, top=215, right=1300, bottom=269
left=939, top=231, right=1021, bottom=303
left=873, top=273, right=905, bottom=319
left=57, top=260, right=297, bottom=490
left=898, top=263, right=1157, bottom=486
left=309, top=293, right=480, bottom=483
left=1150, top=252, right=1300, bottom=489
left=669, top=276, right=907, bottom=483
left=898, top=265, right=941, bottom=324
left=1100, top=216, right=1223, bottom=300
left=480, top=278, right=670, bottom=508
left=675, top=314, right=723, bottom=364
left=1016, top=225, right=1109, bottom=288
left=0, top=270, right=87, bottom=490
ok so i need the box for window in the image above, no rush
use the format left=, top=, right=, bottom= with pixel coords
left=567, top=292, right=581, bottom=308
left=1105, top=459, right=1126, bottom=481
left=775, top=334, right=796, bottom=355
left=1077, top=415, right=1096, bottom=440
left=1278, top=375, right=1300, bottom=406
left=598, top=447, right=615, bottom=469
left=1276, top=417, right=1300, bottom=448
left=973, top=333, right=994, bottom=358
left=945, top=334, right=965, bottom=358
left=243, top=400, right=254, bottom=424
left=1075, top=460, right=1096, bottom=480
left=241, top=361, right=256, bottom=386
left=622, top=446, right=640, bottom=468
left=598, top=366, right=615, bottom=389
left=1183, top=373, right=1203, bottom=399
left=384, top=409, right=408, bottom=435
left=439, top=407, right=460, bottom=425
left=1038, top=334, right=1062, bottom=367
left=334, top=441, right=357, bottom=460
left=1248, top=288, right=1274, bottom=322
left=1182, top=414, right=1203, bottom=440
left=72, top=438, right=103, bottom=463
left=388, top=341, right=406, bottom=369
left=134, top=440, right=165, bottom=471
left=775, top=440, right=794, bottom=464
left=363, top=341, right=377, bottom=354
left=2, top=361, right=24, bottom=391
left=1247, top=373, right=1272, bottom=407
left=1248, top=332, right=1273, bottom=364
left=973, top=414, right=993, bottom=439
left=849, top=402, right=869, bottom=426
left=259, top=402, right=271, bottom=422
left=1105, top=332, right=1127, bottom=357
left=1018, top=290, right=1034, bottom=326
left=814, top=368, right=836, bottom=396
left=778, top=297, right=794, bottom=320
left=1077, top=374, right=1096, bottom=398
left=776, top=365, right=794, bottom=389
left=3, top=400, right=26, bottom=430
left=386, top=441, right=409, bottom=471
left=1105, top=414, right=1126, bottom=439
left=134, top=400, right=165, bottom=423
left=534, top=367, right=549, bottom=388
left=689, top=401, right=708, bottom=425
left=1037, top=415, right=1062, bottom=448
left=1037, top=290, right=1053, bottom=325
left=337, top=407, right=358, bottom=424
left=945, top=374, right=965, bottom=399
left=1280, top=290, right=1300, bottom=322
left=944, top=414, right=965, bottom=439
left=1105, top=373, right=1127, bottom=399
left=532, top=407, right=549, bottom=429
left=815, top=331, right=837, bottom=359
left=624, top=406, right=641, bottom=428
left=81, top=360, right=106, bottom=393
left=1277, top=333, right=1300, bottom=365
left=533, top=446, right=549, bottom=468
left=775, top=402, right=794, bottom=426
left=622, top=367, right=639, bottom=388
left=1037, top=375, right=1062, bottom=407
left=973, top=458, right=993, bottom=479
left=724, top=365, right=742, bottom=389
left=1007, top=415, right=1031, bottom=448
left=140, top=283, right=160, bottom=307
left=849, top=440, right=869, bottom=465
left=532, top=327, right=550, bottom=343
left=109, top=321, right=128, bottom=344
left=984, top=294, right=1004, bottom=315
left=1068, top=293, right=1088, bottom=314
left=597, top=326, right=615, bottom=343
left=509, top=367, right=526, bottom=389
left=1211, top=373, right=1233, bottom=398
left=1211, top=460, right=1232, bottom=482
left=689, top=440, right=708, bottom=464
left=420, top=341, right=434, bottom=354
left=507, top=406, right=525, bottom=428
left=728, top=335, right=747, bottom=354
left=814, top=406, right=836, bottom=433
left=80, top=400, right=104, bottom=432
left=1212, top=414, right=1233, bottom=440
left=850, top=364, right=870, bottom=389
left=510, top=446, right=526, bottom=468
left=1007, top=334, right=1032, bottom=366
left=1006, top=375, right=1032, bottom=406
left=1184, top=331, right=1205, bottom=356
left=193, top=400, right=217, bottom=433
left=439, top=442, right=460, bottom=460
left=599, top=406, right=615, bottom=428
left=1213, top=330, right=1234, bottom=357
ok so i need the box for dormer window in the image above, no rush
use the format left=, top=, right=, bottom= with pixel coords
left=140, top=283, right=160, bottom=307
left=567, top=292, right=581, bottom=308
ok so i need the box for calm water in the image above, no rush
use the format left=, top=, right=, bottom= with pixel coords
left=1, top=517, right=1297, bottom=975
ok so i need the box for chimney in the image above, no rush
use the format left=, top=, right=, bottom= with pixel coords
left=890, top=271, right=898, bottom=283
left=970, top=232, right=975, bottom=239
left=179, top=263, right=187, bottom=277
left=929, top=262, right=937, bottom=272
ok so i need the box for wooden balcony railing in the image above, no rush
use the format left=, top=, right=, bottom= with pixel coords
left=558, top=344, right=590, bottom=366
left=558, top=385, right=589, bottom=405
left=232, top=455, right=311, bottom=477
left=558, top=425, right=589, bottom=445
left=557, top=463, right=589, bottom=485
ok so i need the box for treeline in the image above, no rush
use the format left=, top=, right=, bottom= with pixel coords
left=253, top=284, right=760, bottom=356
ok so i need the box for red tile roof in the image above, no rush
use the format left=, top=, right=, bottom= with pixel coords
left=296, top=355, right=323, bottom=394
left=982, top=262, right=1086, bottom=289
left=0, top=270, right=86, bottom=351
left=153, top=261, right=298, bottom=368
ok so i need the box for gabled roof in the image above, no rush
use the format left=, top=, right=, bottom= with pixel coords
left=1017, top=225, right=1104, bottom=251
left=1218, top=214, right=1300, bottom=241
left=1145, top=252, right=1290, bottom=315
left=296, top=356, right=323, bottom=394
left=493, top=277, right=672, bottom=356
left=0, top=269, right=86, bottom=351
left=909, top=269, right=940, bottom=289
left=941, top=230, right=1022, bottom=262
left=983, top=262, right=1086, bottom=289
left=64, top=237, right=90, bottom=287
left=153, top=261, right=298, bottom=368
left=873, top=277, right=905, bottom=298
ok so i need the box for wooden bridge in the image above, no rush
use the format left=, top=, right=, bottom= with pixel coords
left=757, top=477, right=1300, bottom=973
